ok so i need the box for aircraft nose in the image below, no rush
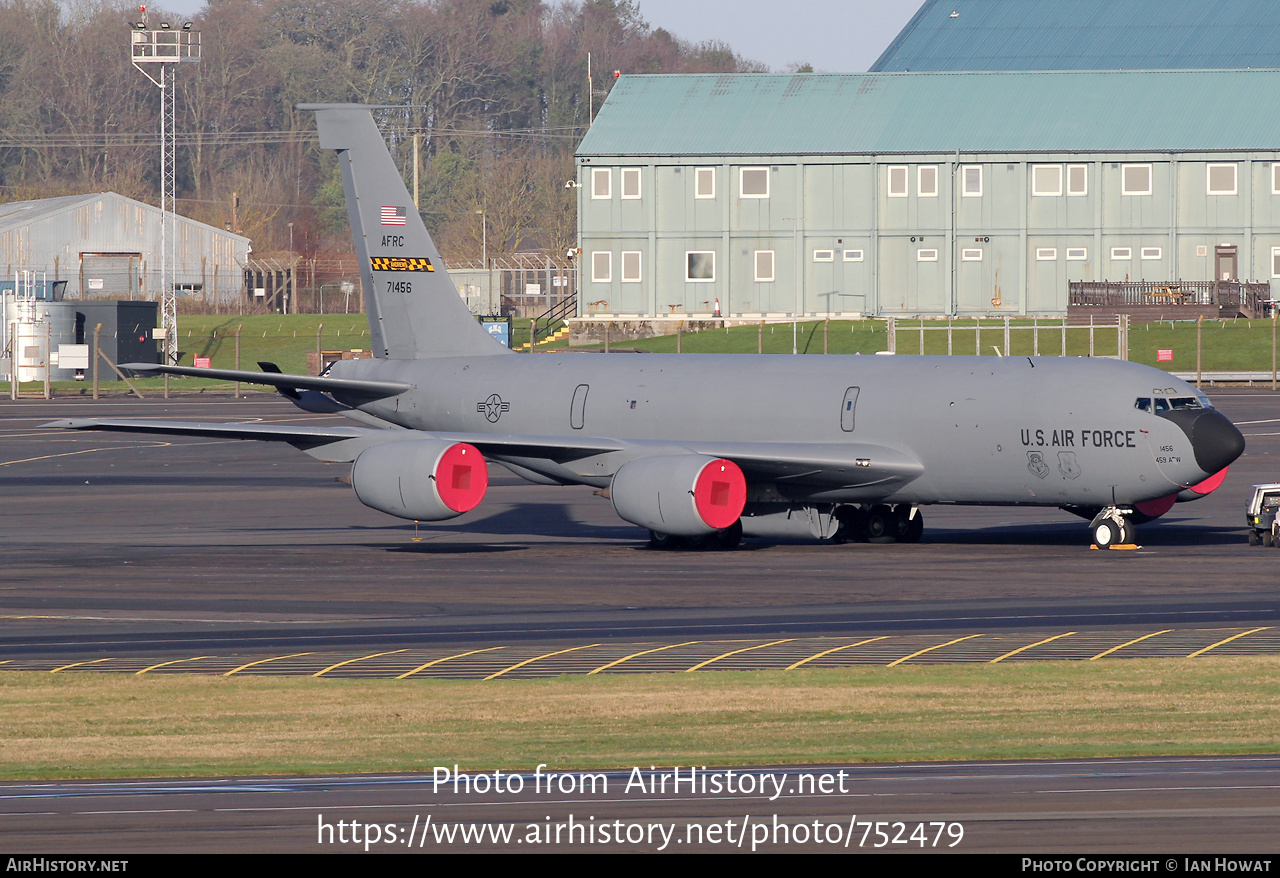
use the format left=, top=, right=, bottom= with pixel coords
left=1185, top=409, right=1246, bottom=475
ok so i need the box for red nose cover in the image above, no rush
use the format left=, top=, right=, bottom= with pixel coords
left=436, top=443, right=488, bottom=512
left=1188, top=466, right=1229, bottom=496
left=693, top=458, right=746, bottom=529
left=1134, top=493, right=1177, bottom=519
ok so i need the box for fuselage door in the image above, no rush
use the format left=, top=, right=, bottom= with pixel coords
left=840, top=386, right=859, bottom=433
left=571, top=383, right=589, bottom=430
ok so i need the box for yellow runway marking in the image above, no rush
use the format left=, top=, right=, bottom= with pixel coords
left=989, top=632, right=1076, bottom=664
left=887, top=634, right=983, bottom=667
left=1188, top=627, right=1270, bottom=658
left=1090, top=630, right=1172, bottom=660
left=786, top=636, right=888, bottom=670
left=51, top=658, right=112, bottom=673
left=223, top=653, right=313, bottom=677
left=136, top=656, right=214, bottom=675
left=484, top=645, right=600, bottom=680
left=588, top=641, right=699, bottom=675
left=0, top=442, right=172, bottom=467
left=396, top=647, right=505, bottom=679
left=313, top=649, right=408, bottom=677
left=686, top=639, right=794, bottom=672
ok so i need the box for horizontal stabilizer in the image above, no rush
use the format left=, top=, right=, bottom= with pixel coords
left=118, top=363, right=411, bottom=400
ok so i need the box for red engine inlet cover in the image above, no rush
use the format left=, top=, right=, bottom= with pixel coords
left=692, top=458, right=746, bottom=529
left=435, top=443, right=487, bottom=512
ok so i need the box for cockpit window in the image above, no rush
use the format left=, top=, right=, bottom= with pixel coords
left=1153, top=398, right=1169, bottom=414
left=1134, top=397, right=1151, bottom=412
left=1168, top=397, right=1204, bottom=411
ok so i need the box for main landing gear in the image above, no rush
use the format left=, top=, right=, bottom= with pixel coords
left=1089, top=506, right=1136, bottom=548
left=836, top=504, right=923, bottom=544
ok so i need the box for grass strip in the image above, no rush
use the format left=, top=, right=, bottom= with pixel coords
left=2, top=657, right=1277, bottom=779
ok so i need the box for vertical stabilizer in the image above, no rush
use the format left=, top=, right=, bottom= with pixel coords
left=303, top=104, right=509, bottom=359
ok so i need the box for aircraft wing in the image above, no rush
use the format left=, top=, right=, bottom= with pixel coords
left=117, top=363, right=411, bottom=400
left=45, top=419, right=919, bottom=494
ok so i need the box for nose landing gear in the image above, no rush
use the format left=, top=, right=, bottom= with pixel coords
left=1090, top=506, right=1136, bottom=548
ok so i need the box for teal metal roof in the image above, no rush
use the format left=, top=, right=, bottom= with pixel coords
left=872, top=0, right=1280, bottom=72
left=576, top=71, right=1280, bottom=157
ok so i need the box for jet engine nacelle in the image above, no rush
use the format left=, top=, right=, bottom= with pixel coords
left=610, top=455, right=746, bottom=536
left=351, top=439, right=488, bottom=521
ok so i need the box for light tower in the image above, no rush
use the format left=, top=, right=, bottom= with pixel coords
left=130, top=7, right=200, bottom=366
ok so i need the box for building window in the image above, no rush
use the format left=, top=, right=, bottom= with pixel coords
left=754, top=250, right=774, bottom=282
left=962, top=166, right=982, bottom=197
left=1273, top=164, right=1280, bottom=196
left=1111, top=247, right=1132, bottom=260
left=1066, top=247, right=1087, bottom=261
left=686, top=251, right=715, bottom=281
left=813, top=249, right=834, bottom=262
left=1207, top=163, right=1237, bottom=196
left=1036, top=248, right=1057, bottom=261
left=1032, top=165, right=1062, bottom=197
left=888, top=166, right=908, bottom=197
left=1272, top=247, right=1280, bottom=278
left=1141, top=247, right=1162, bottom=260
left=1067, top=164, right=1088, bottom=196
left=918, top=166, right=938, bottom=197
left=961, top=248, right=983, bottom=261
left=621, top=168, right=641, bottom=199
left=591, top=168, right=611, bottom=199
left=740, top=167, right=769, bottom=198
left=843, top=249, right=864, bottom=262
left=696, top=167, right=715, bottom=199
left=917, top=249, right=938, bottom=262
left=591, top=251, right=611, bottom=283
left=1122, top=164, right=1152, bottom=196
left=621, top=251, right=641, bottom=282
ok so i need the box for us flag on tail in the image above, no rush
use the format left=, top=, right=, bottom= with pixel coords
left=380, top=205, right=407, bottom=226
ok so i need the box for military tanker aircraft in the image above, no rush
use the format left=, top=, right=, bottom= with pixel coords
left=48, top=104, right=1246, bottom=549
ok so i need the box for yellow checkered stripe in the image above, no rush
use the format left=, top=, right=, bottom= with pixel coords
left=371, top=256, right=434, bottom=272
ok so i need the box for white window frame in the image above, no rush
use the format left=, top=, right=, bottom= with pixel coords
left=1036, top=248, right=1057, bottom=261
left=888, top=166, right=908, bottom=197
left=686, top=250, right=715, bottom=282
left=1273, top=164, right=1280, bottom=196
left=620, top=167, right=641, bottom=200
left=1122, top=164, right=1152, bottom=196
left=1111, top=247, right=1132, bottom=260
left=917, top=249, right=939, bottom=262
left=754, top=250, right=775, bottom=282
left=1272, top=246, right=1280, bottom=278
left=695, top=167, right=715, bottom=199
left=1141, top=247, right=1162, bottom=260
left=918, top=165, right=939, bottom=198
left=739, top=167, right=769, bottom=198
left=1067, top=164, right=1088, bottom=196
left=1066, top=247, right=1088, bottom=261
left=1032, top=165, right=1063, bottom=197
left=962, top=165, right=982, bottom=197
left=591, top=251, right=612, bottom=283
left=813, top=249, right=834, bottom=263
left=842, top=249, right=864, bottom=262
left=591, top=167, right=611, bottom=200
left=1206, top=163, right=1237, bottom=196
left=621, top=250, right=641, bottom=283
left=961, top=248, right=983, bottom=261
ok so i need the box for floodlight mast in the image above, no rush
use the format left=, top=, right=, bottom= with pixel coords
left=130, top=7, right=200, bottom=366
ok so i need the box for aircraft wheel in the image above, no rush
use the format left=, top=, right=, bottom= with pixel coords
left=1117, top=519, right=1135, bottom=545
left=679, top=533, right=712, bottom=551
left=1264, top=530, right=1274, bottom=548
left=1249, top=530, right=1261, bottom=546
left=866, top=505, right=896, bottom=543
left=715, top=520, right=743, bottom=550
left=1272, top=526, right=1280, bottom=548
left=1092, top=519, right=1121, bottom=548
left=648, top=530, right=676, bottom=549
left=834, top=506, right=867, bottom=543
left=900, top=510, right=924, bottom=544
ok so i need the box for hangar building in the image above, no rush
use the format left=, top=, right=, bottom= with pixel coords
left=0, top=192, right=250, bottom=304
